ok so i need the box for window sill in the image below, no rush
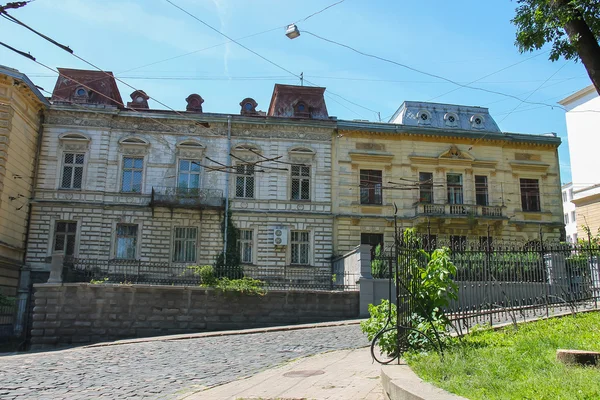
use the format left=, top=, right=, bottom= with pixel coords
left=58, top=188, right=82, bottom=191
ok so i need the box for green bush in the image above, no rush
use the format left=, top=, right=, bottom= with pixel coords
left=187, top=265, right=265, bottom=295
left=187, top=265, right=217, bottom=285
left=360, top=299, right=397, bottom=356
left=371, top=244, right=388, bottom=278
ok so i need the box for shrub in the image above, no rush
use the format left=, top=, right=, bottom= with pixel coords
left=371, top=244, right=389, bottom=279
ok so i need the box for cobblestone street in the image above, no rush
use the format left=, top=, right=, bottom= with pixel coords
left=0, top=324, right=368, bottom=399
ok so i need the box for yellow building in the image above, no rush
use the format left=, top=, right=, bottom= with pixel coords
left=333, top=102, right=563, bottom=255
left=0, top=66, right=48, bottom=298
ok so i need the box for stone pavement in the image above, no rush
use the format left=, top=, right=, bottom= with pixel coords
left=0, top=322, right=369, bottom=399
left=190, top=348, right=382, bottom=400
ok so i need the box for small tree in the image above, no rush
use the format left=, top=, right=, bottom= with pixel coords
left=215, top=211, right=243, bottom=279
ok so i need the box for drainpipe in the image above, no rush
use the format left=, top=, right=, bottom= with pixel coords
left=222, top=116, right=232, bottom=264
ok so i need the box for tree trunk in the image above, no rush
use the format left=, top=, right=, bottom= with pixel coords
left=552, top=0, right=600, bottom=95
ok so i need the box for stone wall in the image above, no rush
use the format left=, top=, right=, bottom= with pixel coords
left=30, top=283, right=359, bottom=348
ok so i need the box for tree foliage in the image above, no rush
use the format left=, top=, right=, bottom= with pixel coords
left=512, top=0, right=600, bottom=93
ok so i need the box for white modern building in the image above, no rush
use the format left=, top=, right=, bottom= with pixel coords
left=559, top=86, right=600, bottom=239
left=561, top=182, right=577, bottom=242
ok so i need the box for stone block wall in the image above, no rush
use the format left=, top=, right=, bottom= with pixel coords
left=30, top=283, right=359, bottom=348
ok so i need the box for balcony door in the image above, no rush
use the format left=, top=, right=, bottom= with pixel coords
left=178, top=160, right=201, bottom=191
left=447, top=174, right=463, bottom=205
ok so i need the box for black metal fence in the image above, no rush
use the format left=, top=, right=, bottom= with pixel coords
left=63, top=258, right=359, bottom=291
left=374, top=235, right=600, bottom=331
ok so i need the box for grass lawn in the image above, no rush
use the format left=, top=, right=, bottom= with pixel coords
left=405, top=312, right=600, bottom=400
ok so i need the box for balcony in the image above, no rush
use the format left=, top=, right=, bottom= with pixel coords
left=150, top=186, right=224, bottom=209
left=417, top=203, right=504, bottom=218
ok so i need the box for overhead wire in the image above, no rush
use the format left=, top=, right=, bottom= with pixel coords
left=301, top=30, right=567, bottom=111
left=164, top=0, right=380, bottom=119
left=498, top=61, right=570, bottom=124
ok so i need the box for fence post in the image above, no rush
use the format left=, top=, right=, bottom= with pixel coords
left=486, top=225, right=492, bottom=326
left=587, top=229, right=599, bottom=309
left=47, top=254, right=65, bottom=284
left=539, top=225, right=549, bottom=318
left=357, top=244, right=373, bottom=317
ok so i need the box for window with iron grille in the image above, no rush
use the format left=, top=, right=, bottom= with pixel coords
left=178, top=160, right=201, bottom=190
left=520, top=178, right=540, bottom=212
left=235, top=164, right=255, bottom=198
left=173, top=227, right=197, bottom=262
left=447, top=174, right=464, bottom=205
left=360, top=170, right=382, bottom=205
left=475, top=175, right=488, bottom=206
left=116, top=224, right=138, bottom=259
left=291, top=230, right=310, bottom=265
left=238, top=229, right=253, bottom=264
left=121, top=157, right=144, bottom=193
left=60, top=153, right=84, bottom=189
left=53, top=221, right=77, bottom=256
left=419, top=172, right=433, bottom=203
left=291, top=165, right=311, bottom=201
left=450, top=235, right=467, bottom=252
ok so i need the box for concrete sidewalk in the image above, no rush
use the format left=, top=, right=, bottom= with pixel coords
left=181, top=347, right=383, bottom=400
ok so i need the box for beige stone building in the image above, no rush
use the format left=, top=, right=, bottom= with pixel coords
left=0, top=66, right=48, bottom=298
left=333, top=102, right=563, bottom=255
left=25, top=73, right=335, bottom=278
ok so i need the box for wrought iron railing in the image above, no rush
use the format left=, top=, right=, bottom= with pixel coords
left=150, top=186, right=224, bottom=208
left=63, top=258, right=359, bottom=291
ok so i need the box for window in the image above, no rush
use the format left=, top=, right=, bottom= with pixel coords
left=291, top=231, right=310, bottom=265
left=422, top=234, right=437, bottom=253
left=361, top=233, right=384, bottom=260
left=291, top=165, right=310, bottom=201
left=360, top=170, right=383, bottom=205
left=571, top=211, right=576, bottom=222
left=60, top=153, right=85, bottom=189
left=172, top=227, right=197, bottom=262
left=564, top=213, right=569, bottom=224
left=562, top=191, right=567, bottom=203
left=116, top=224, right=138, bottom=259
left=419, top=172, right=433, bottom=203
left=450, top=235, right=467, bottom=252
left=475, top=175, right=488, bottom=206
left=53, top=221, right=77, bottom=256
left=520, top=178, right=540, bottom=212
left=479, top=236, right=493, bottom=251
left=573, top=233, right=578, bottom=242
left=235, top=164, right=255, bottom=198
left=569, top=189, right=574, bottom=200
left=239, top=230, right=253, bottom=264
left=178, top=159, right=201, bottom=189
left=447, top=174, right=464, bottom=205
left=121, top=157, right=144, bottom=193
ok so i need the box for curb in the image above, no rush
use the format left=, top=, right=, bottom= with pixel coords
left=381, top=363, right=467, bottom=400
left=84, top=319, right=364, bottom=348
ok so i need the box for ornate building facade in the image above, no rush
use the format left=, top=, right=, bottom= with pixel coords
left=334, top=102, right=563, bottom=255
left=18, top=68, right=564, bottom=281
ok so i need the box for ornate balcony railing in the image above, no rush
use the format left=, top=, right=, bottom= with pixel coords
left=150, top=186, right=224, bottom=209
left=417, top=203, right=504, bottom=218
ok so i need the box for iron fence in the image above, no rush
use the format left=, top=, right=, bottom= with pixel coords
left=377, top=236, right=600, bottom=330
left=63, top=258, right=359, bottom=291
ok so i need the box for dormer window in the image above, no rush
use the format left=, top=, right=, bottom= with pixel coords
left=444, top=112, right=459, bottom=128
left=470, top=114, right=485, bottom=130
left=294, top=101, right=310, bottom=118
left=73, top=87, right=89, bottom=103
left=417, top=110, right=432, bottom=125
left=244, top=103, right=253, bottom=111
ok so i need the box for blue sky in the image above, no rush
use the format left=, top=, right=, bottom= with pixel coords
left=1, top=0, right=589, bottom=183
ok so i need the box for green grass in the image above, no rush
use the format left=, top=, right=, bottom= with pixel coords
left=405, top=312, right=600, bottom=400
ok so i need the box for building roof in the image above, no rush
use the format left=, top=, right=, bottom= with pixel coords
left=0, top=65, right=50, bottom=106
left=267, top=84, right=329, bottom=119
left=389, top=101, right=501, bottom=132
left=558, top=85, right=597, bottom=106
left=337, top=119, right=561, bottom=147
left=51, top=68, right=123, bottom=107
